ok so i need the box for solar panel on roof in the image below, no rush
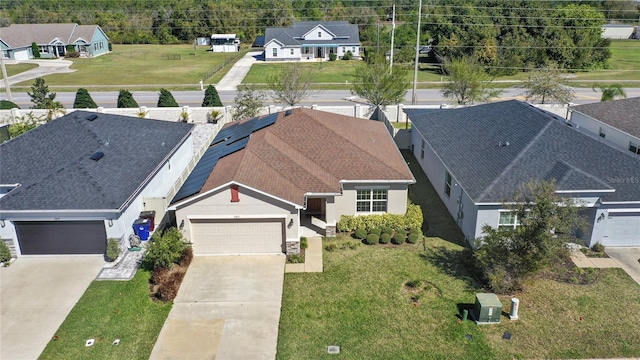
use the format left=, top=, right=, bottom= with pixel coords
left=252, top=113, right=278, bottom=132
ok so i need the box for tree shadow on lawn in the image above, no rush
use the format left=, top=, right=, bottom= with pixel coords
left=420, top=244, right=484, bottom=294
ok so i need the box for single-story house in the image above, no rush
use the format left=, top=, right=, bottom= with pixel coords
left=0, top=23, right=109, bottom=60
left=0, top=111, right=193, bottom=256
left=601, top=24, right=638, bottom=40
left=264, top=21, right=360, bottom=61
left=408, top=100, right=640, bottom=247
left=568, top=97, right=640, bottom=157
left=169, top=108, right=415, bottom=255
left=210, top=34, right=240, bottom=52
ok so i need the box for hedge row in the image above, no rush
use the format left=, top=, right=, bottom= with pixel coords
left=337, top=203, right=423, bottom=232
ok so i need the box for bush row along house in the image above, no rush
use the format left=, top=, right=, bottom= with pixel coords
left=0, top=23, right=109, bottom=60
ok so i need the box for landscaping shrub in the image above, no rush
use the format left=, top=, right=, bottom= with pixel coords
left=364, top=233, right=379, bottom=245
left=143, top=227, right=186, bottom=270
left=381, top=226, right=393, bottom=235
left=0, top=100, right=19, bottom=110
left=343, top=50, right=353, bottom=60
left=337, top=203, right=423, bottom=232
left=354, top=228, right=367, bottom=239
left=591, top=242, right=605, bottom=253
left=409, top=228, right=423, bottom=236
left=379, top=233, right=391, bottom=244
left=407, top=233, right=420, bottom=244
left=396, top=229, right=407, bottom=237
left=151, top=266, right=170, bottom=285
left=32, top=42, right=40, bottom=58
left=287, top=254, right=304, bottom=263
left=73, top=88, right=98, bottom=108
left=108, top=43, right=113, bottom=51
left=65, top=51, right=80, bottom=58
left=157, top=88, right=179, bottom=107
left=202, top=85, right=223, bottom=107
left=179, top=246, right=193, bottom=267
left=117, top=89, right=139, bottom=108
left=369, top=228, right=381, bottom=236
left=106, top=238, right=121, bottom=262
left=0, top=240, right=11, bottom=262
left=329, top=53, right=337, bottom=61
left=300, top=236, right=309, bottom=250
left=392, top=233, right=406, bottom=245
left=156, top=271, right=184, bottom=302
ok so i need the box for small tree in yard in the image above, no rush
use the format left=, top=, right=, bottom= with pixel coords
left=350, top=52, right=409, bottom=108
left=28, top=77, right=55, bottom=109
left=31, top=42, right=40, bottom=58
left=157, top=88, right=179, bottom=107
left=143, top=227, right=187, bottom=270
left=523, top=63, right=574, bottom=104
left=117, top=89, right=139, bottom=108
left=267, top=63, right=314, bottom=107
left=232, top=85, right=266, bottom=121
left=73, top=88, right=98, bottom=108
left=441, top=57, right=501, bottom=105
left=474, top=180, right=587, bottom=293
left=593, top=84, right=626, bottom=102
left=202, top=84, right=223, bottom=107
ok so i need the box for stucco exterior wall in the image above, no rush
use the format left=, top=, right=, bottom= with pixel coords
left=569, top=111, right=640, bottom=156
left=174, top=185, right=299, bottom=243
left=334, top=182, right=409, bottom=217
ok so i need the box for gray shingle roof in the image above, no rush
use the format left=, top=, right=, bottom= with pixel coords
left=0, top=111, right=193, bottom=211
left=571, top=97, right=640, bottom=139
left=265, top=21, right=360, bottom=47
left=408, top=100, right=640, bottom=203
left=0, top=23, right=105, bottom=48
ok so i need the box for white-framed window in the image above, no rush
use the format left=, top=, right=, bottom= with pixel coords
left=318, top=31, right=322, bottom=38
left=421, top=139, right=425, bottom=159
left=356, top=189, right=387, bottom=212
left=444, top=172, right=452, bottom=197
left=272, top=48, right=277, bottom=57
left=498, top=211, right=520, bottom=230
left=630, top=141, right=640, bottom=155
left=599, top=127, right=606, bottom=138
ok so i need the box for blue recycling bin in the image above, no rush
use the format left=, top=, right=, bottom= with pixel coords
left=133, top=218, right=151, bottom=241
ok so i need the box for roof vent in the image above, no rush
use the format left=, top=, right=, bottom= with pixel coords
left=90, top=151, right=104, bottom=161
left=498, top=141, right=510, bottom=147
left=86, top=114, right=98, bottom=121
left=285, top=109, right=293, bottom=117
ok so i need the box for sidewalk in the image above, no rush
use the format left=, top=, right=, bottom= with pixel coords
left=571, top=249, right=640, bottom=286
left=285, top=237, right=323, bottom=273
left=215, top=51, right=262, bottom=91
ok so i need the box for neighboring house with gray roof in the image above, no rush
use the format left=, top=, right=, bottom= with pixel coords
left=169, top=108, right=414, bottom=255
left=264, top=21, right=360, bottom=61
left=0, top=111, right=193, bottom=256
left=0, top=23, right=109, bottom=60
left=407, top=100, right=640, bottom=247
left=569, top=97, right=640, bottom=157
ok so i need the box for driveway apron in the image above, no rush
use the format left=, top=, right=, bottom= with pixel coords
left=0, top=256, right=105, bottom=360
left=606, top=247, right=640, bottom=286
left=150, top=255, right=285, bottom=360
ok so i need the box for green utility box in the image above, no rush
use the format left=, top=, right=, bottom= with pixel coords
left=473, top=293, right=502, bottom=324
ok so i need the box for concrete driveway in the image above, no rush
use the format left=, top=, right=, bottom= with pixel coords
left=0, top=256, right=105, bottom=360
left=0, top=59, right=75, bottom=88
left=215, top=51, right=262, bottom=91
left=150, top=255, right=285, bottom=360
left=606, top=247, right=640, bottom=285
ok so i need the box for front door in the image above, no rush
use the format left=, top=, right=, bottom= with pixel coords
left=316, top=47, right=323, bottom=58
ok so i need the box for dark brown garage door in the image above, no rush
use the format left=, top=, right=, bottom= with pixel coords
left=15, top=221, right=107, bottom=255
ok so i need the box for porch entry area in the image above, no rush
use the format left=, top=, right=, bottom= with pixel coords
left=301, top=45, right=336, bottom=60
left=301, top=197, right=327, bottom=237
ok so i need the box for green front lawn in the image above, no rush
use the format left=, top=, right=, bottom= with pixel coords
left=39, top=270, right=171, bottom=360
left=0, top=63, right=38, bottom=79
left=276, top=150, right=640, bottom=359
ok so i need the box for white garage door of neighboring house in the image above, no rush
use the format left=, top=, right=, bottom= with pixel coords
left=13, top=49, right=29, bottom=60
left=190, top=219, right=284, bottom=255
left=602, top=213, right=640, bottom=246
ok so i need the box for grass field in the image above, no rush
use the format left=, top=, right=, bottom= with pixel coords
left=39, top=270, right=171, bottom=360
left=11, top=44, right=245, bottom=90
left=1, top=63, right=38, bottom=79
left=276, top=151, right=640, bottom=359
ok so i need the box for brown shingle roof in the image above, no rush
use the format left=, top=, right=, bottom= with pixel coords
left=200, top=108, right=414, bottom=205
left=571, top=97, right=640, bottom=138
left=0, top=23, right=102, bottom=48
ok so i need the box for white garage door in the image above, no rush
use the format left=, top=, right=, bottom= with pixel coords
left=13, top=49, right=29, bottom=60
left=602, top=213, right=640, bottom=246
left=191, top=219, right=284, bottom=255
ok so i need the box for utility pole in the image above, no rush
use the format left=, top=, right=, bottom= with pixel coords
left=411, top=0, right=422, bottom=105
left=0, top=53, right=12, bottom=102
left=390, top=4, right=396, bottom=75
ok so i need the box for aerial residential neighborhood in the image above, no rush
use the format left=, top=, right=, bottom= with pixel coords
left=1, top=1, right=640, bottom=359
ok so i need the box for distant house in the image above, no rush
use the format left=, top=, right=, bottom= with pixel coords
left=601, top=24, right=638, bottom=40
left=408, top=100, right=640, bottom=248
left=0, top=111, right=193, bottom=256
left=0, top=23, right=109, bottom=60
left=210, top=34, right=240, bottom=52
left=264, top=21, right=360, bottom=61
left=169, top=108, right=414, bottom=256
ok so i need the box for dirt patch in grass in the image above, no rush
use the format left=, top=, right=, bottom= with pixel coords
left=402, top=279, right=442, bottom=305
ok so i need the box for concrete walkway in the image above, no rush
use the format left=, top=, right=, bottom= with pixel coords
left=0, top=59, right=74, bottom=88
left=571, top=248, right=640, bottom=286
left=96, top=246, right=146, bottom=280
left=0, top=256, right=104, bottom=360
left=285, top=236, right=323, bottom=273
left=215, top=51, right=262, bottom=91
left=150, top=255, right=285, bottom=360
